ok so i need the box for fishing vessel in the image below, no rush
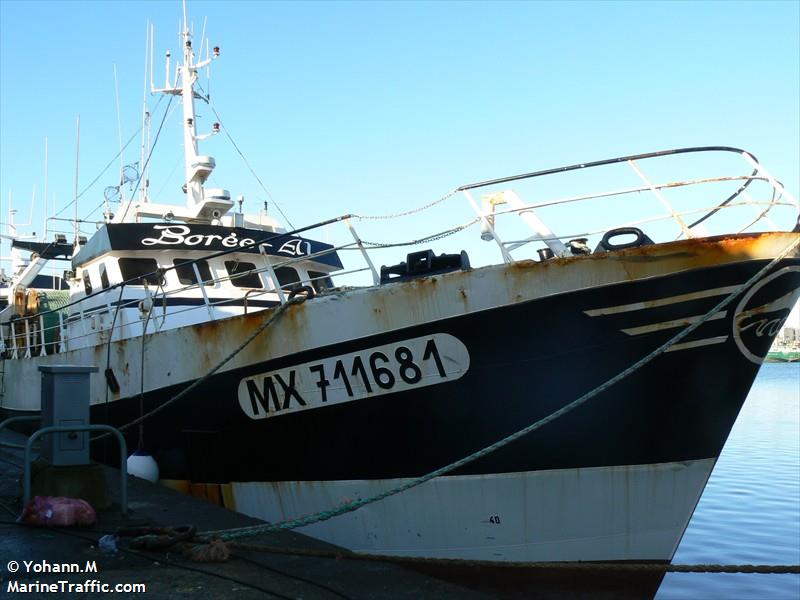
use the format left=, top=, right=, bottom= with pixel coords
left=2, top=6, right=799, bottom=564
left=766, top=346, right=800, bottom=362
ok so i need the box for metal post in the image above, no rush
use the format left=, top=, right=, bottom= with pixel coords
left=192, top=262, right=215, bottom=320
left=741, top=151, right=799, bottom=210
left=39, top=315, right=47, bottom=356
left=10, top=321, right=18, bottom=359
left=259, top=244, right=287, bottom=304
left=23, top=319, right=32, bottom=358
left=502, top=190, right=569, bottom=257
left=462, top=190, right=514, bottom=263
left=8, top=321, right=19, bottom=358
left=627, top=159, right=693, bottom=239
left=23, top=424, right=128, bottom=515
left=58, top=312, right=67, bottom=352
left=345, top=218, right=380, bottom=285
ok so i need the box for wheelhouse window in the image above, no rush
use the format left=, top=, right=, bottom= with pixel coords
left=224, top=260, right=262, bottom=288
left=119, top=258, right=162, bottom=286
left=308, top=270, right=333, bottom=293
left=174, top=259, right=213, bottom=286
left=99, top=263, right=110, bottom=289
left=83, top=272, right=93, bottom=295
left=275, top=266, right=301, bottom=292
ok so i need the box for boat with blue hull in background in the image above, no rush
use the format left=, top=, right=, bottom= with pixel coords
left=1, top=3, right=799, bottom=565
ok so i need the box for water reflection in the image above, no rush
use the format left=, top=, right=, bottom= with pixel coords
left=657, top=363, right=800, bottom=599
left=425, top=364, right=799, bottom=599
left=412, top=562, right=664, bottom=599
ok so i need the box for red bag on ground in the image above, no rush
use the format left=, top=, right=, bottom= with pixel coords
left=21, top=496, right=97, bottom=527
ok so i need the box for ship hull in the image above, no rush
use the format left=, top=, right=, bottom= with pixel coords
left=231, top=459, right=716, bottom=562
left=2, top=232, right=799, bottom=562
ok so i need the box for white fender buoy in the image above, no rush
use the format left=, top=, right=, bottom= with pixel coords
left=127, top=450, right=159, bottom=483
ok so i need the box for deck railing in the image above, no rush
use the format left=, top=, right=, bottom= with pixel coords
left=1, top=147, right=797, bottom=360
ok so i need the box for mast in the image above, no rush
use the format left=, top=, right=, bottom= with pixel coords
left=179, top=17, right=202, bottom=207
left=43, top=137, right=48, bottom=240
left=115, top=0, right=229, bottom=224
left=73, top=114, right=80, bottom=244
left=114, top=63, right=125, bottom=205
left=141, top=22, right=153, bottom=204
left=150, top=2, right=220, bottom=210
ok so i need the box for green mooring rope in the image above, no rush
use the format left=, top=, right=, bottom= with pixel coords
left=201, top=236, right=800, bottom=541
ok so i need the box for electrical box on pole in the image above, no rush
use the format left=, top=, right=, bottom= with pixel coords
left=39, top=365, right=98, bottom=466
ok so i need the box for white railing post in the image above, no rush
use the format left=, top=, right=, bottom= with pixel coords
left=462, top=190, right=514, bottom=263
left=23, top=319, right=32, bottom=358
left=628, top=159, right=693, bottom=239
left=259, top=244, right=287, bottom=304
left=192, top=263, right=216, bottom=320
left=741, top=151, right=799, bottom=212
left=103, top=297, right=114, bottom=339
left=10, top=322, right=18, bottom=359
left=345, top=218, right=380, bottom=285
left=501, top=191, right=569, bottom=257
left=58, top=312, right=67, bottom=352
left=39, top=315, right=47, bottom=356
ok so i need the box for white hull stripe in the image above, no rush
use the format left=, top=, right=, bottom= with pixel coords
left=665, top=336, right=729, bottom=353
left=231, top=459, right=716, bottom=563
left=584, top=285, right=740, bottom=316
left=620, top=311, right=728, bottom=336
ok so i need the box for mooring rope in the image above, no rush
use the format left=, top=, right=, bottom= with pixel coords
left=201, top=235, right=800, bottom=541
left=109, top=525, right=800, bottom=573
left=93, top=295, right=302, bottom=441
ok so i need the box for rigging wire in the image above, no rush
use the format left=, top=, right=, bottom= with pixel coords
left=118, top=95, right=176, bottom=222
left=197, top=82, right=295, bottom=229
left=83, top=98, right=175, bottom=222
left=53, top=129, right=141, bottom=218
left=56, top=95, right=166, bottom=222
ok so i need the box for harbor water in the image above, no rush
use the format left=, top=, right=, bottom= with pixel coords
left=656, top=362, right=800, bottom=600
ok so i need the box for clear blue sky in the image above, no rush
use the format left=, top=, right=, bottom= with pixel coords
left=1, top=0, right=799, bottom=317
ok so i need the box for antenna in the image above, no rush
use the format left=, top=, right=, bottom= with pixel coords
left=0, top=188, right=3, bottom=277
left=149, top=23, right=155, bottom=93
left=7, top=191, right=12, bottom=236
left=198, top=15, right=207, bottom=59
left=182, top=0, right=188, bottom=38
left=73, top=114, right=80, bottom=244
left=141, top=22, right=151, bottom=204
left=140, top=1, right=224, bottom=218
left=164, top=48, right=171, bottom=89
left=29, top=184, right=36, bottom=229
left=114, top=63, right=125, bottom=204
left=43, top=137, right=48, bottom=239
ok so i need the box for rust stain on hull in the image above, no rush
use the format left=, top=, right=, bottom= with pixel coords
left=61, top=230, right=798, bottom=402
